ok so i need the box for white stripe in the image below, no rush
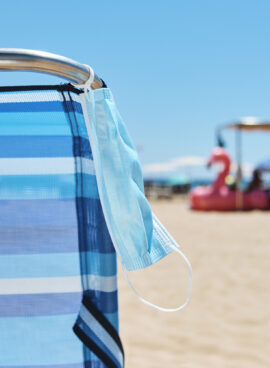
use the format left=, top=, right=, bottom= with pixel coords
left=0, top=91, right=82, bottom=103
left=0, top=157, right=95, bottom=175
left=0, top=276, right=82, bottom=294
left=68, top=94, right=81, bottom=103
left=0, top=91, right=61, bottom=103
left=82, top=275, right=117, bottom=293
left=75, top=157, right=95, bottom=176
left=0, top=275, right=116, bottom=295
left=80, top=304, right=123, bottom=366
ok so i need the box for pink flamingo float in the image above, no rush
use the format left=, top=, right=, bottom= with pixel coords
left=189, top=147, right=269, bottom=211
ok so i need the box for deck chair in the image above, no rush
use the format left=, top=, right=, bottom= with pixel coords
left=0, top=50, right=124, bottom=368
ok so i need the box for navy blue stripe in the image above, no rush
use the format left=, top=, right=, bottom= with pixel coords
left=0, top=365, right=85, bottom=368
left=0, top=199, right=77, bottom=226
left=73, top=136, right=92, bottom=159
left=82, top=295, right=124, bottom=355
left=0, top=226, right=74, bottom=255
left=84, top=362, right=107, bottom=368
left=77, top=198, right=115, bottom=254
left=85, top=290, right=118, bottom=314
left=0, top=198, right=115, bottom=254
left=0, top=291, right=117, bottom=317
left=0, top=198, right=78, bottom=254
left=75, top=315, right=121, bottom=368
left=73, top=324, right=119, bottom=368
left=0, top=293, right=82, bottom=317
left=0, top=136, right=92, bottom=158
left=0, top=101, right=83, bottom=114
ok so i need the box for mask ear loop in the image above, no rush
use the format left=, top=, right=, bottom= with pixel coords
left=122, top=243, right=192, bottom=312
left=75, top=64, right=95, bottom=100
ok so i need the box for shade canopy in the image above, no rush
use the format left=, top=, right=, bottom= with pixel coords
left=256, top=158, right=270, bottom=172
left=220, top=117, right=270, bottom=132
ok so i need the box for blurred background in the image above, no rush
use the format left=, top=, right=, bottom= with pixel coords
left=1, top=1, right=270, bottom=367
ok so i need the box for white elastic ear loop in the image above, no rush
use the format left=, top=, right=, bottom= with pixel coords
left=76, top=64, right=95, bottom=98
left=122, top=244, right=192, bottom=312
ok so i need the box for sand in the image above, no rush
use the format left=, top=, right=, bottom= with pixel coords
left=117, top=197, right=270, bottom=368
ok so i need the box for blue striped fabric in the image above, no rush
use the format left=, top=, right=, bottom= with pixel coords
left=0, top=86, right=123, bottom=368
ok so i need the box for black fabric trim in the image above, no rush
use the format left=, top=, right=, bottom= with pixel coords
left=100, top=79, right=107, bottom=88
left=82, top=294, right=124, bottom=356
left=0, top=83, right=83, bottom=94
left=73, top=324, right=119, bottom=368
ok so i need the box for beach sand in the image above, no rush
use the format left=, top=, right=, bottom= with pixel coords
left=118, top=197, right=270, bottom=368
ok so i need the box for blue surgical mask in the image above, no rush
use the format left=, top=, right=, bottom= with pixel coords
left=77, top=81, right=192, bottom=312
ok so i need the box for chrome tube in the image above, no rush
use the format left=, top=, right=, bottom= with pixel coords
left=0, top=49, right=103, bottom=89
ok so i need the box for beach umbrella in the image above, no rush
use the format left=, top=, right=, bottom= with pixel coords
left=217, top=117, right=270, bottom=209
left=166, top=175, right=190, bottom=186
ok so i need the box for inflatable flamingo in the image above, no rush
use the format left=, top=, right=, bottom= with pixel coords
left=189, top=147, right=269, bottom=211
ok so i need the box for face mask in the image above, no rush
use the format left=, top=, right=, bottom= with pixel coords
left=77, top=72, right=192, bottom=311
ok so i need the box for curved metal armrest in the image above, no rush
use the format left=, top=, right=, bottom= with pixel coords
left=0, top=49, right=103, bottom=89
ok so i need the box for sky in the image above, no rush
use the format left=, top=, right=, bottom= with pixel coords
left=0, top=1, right=270, bottom=178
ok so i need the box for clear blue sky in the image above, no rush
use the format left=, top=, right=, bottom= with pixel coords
left=1, top=0, right=270, bottom=173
